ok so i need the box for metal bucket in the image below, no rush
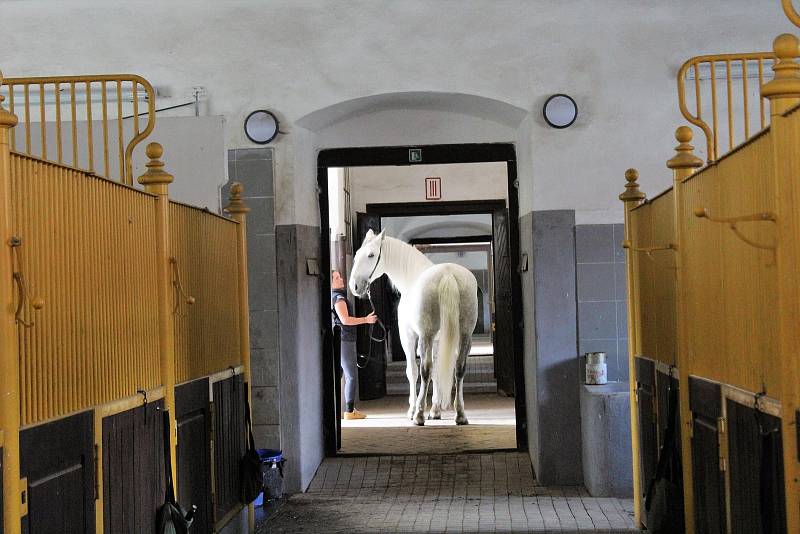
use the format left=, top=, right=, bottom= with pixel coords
left=585, top=352, right=608, bottom=385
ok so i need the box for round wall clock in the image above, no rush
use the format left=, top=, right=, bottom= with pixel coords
left=244, top=110, right=280, bottom=144
left=542, top=94, right=578, bottom=129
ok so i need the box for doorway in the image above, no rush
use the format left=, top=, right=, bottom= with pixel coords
left=317, top=144, right=525, bottom=456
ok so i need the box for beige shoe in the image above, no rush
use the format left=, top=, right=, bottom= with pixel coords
left=343, top=409, right=367, bottom=420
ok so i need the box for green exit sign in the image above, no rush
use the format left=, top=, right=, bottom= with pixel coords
left=409, top=148, right=422, bottom=163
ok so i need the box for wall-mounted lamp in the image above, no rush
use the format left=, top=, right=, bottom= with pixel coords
left=542, top=94, right=578, bottom=129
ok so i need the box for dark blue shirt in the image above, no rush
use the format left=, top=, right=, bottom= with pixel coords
left=332, top=289, right=357, bottom=341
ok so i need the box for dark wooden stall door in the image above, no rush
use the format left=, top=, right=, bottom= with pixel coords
left=175, top=379, right=213, bottom=533
left=727, top=399, right=787, bottom=534
left=213, top=375, right=246, bottom=524
left=634, top=358, right=658, bottom=513
left=103, top=400, right=165, bottom=534
left=492, top=209, right=515, bottom=396
left=689, top=377, right=726, bottom=534
left=20, top=411, right=95, bottom=534
left=355, top=212, right=387, bottom=400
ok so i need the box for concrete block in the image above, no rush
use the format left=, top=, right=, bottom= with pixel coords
left=245, top=197, right=275, bottom=238
left=250, top=309, right=279, bottom=350
left=253, top=423, right=281, bottom=450
left=251, top=348, right=276, bottom=387
left=578, top=301, right=617, bottom=340
left=580, top=383, right=633, bottom=498
left=252, top=386, right=280, bottom=425
left=612, top=224, right=626, bottom=263
left=235, top=158, right=273, bottom=197
left=234, top=147, right=273, bottom=162
left=614, top=262, right=627, bottom=301
left=616, top=301, right=628, bottom=341
left=575, top=225, right=614, bottom=264
left=577, top=263, right=615, bottom=302
left=248, top=268, right=273, bottom=311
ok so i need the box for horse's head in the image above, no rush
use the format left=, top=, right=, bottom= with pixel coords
left=350, top=229, right=385, bottom=297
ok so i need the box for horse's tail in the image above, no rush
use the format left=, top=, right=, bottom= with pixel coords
left=434, top=272, right=460, bottom=409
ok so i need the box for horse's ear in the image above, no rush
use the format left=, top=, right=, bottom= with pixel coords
left=377, top=229, right=386, bottom=242
left=364, top=229, right=375, bottom=241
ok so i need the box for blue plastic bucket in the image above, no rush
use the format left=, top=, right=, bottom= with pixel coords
left=257, top=449, right=285, bottom=501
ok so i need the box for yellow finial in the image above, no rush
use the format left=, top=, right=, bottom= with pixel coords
left=761, top=33, right=800, bottom=100
left=137, top=142, right=173, bottom=191
left=619, top=168, right=646, bottom=203
left=224, top=182, right=250, bottom=215
left=667, top=126, right=704, bottom=170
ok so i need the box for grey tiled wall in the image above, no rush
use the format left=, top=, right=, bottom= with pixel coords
left=223, top=148, right=280, bottom=449
left=575, top=224, right=628, bottom=382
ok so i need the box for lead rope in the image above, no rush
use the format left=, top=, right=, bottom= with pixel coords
left=356, top=284, right=387, bottom=369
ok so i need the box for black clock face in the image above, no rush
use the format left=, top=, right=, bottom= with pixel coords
left=244, top=110, right=279, bottom=144
left=543, top=94, right=578, bottom=129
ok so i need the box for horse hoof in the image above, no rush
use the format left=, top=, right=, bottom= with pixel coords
left=456, top=416, right=469, bottom=425
left=407, top=408, right=415, bottom=419
left=414, top=414, right=426, bottom=426
left=427, top=412, right=441, bottom=420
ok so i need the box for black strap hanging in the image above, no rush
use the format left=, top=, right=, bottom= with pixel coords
left=357, top=284, right=388, bottom=369
left=754, top=393, right=784, bottom=534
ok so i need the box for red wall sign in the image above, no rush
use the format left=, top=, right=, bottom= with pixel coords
left=425, top=177, right=442, bottom=200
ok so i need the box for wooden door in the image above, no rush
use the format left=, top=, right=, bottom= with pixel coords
left=355, top=212, right=387, bottom=400
left=102, top=400, right=165, bottom=534
left=635, top=357, right=658, bottom=514
left=727, top=399, right=786, bottom=534
left=20, top=411, right=95, bottom=534
left=175, top=379, right=213, bottom=533
left=492, top=208, right=515, bottom=396
left=689, top=377, right=726, bottom=534
left=212, top=375, right=246, bottom=524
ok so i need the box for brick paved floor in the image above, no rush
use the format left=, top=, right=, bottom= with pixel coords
left=341, top=393, right=517, bottom=455
left=258, top=452, right=638, bottom=533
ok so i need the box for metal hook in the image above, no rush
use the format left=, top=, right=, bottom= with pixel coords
left=694, top=208, right=778, bottom=252
left=10, top=238, right=44, bottom=328
left=137, top=389, right=149, bottom=425
left=169, top=257, right=195, bottom=316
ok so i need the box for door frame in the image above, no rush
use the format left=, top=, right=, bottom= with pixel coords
left=317, top=143, right=526, bottom=455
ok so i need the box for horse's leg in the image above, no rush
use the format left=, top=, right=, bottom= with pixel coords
left=413, top=334, right=434, bottom=426
left=454, top=333, right=471, bottom=425
left=399, top=325, right=419, bottom=419
left=428, top=380, right=442, bottom=420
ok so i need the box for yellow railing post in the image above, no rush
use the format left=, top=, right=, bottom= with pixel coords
left=619, top=169, right=646, bottom=528
left=666, top=126, right=704, bottom=534
left=138, top=142, right=178, bottom=489
left=762, top=33, right=800, bottom=534
left=223, top=183, right=253, bottom=532
left=0, top=69, right=22, bottom=534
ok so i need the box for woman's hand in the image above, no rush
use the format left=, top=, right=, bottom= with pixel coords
left=364, top=312, right=379, bottom=325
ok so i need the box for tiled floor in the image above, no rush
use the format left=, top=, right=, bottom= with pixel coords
left=341, top=393, right=517, bottom=455
left=258, top=452, right=638, bottom=533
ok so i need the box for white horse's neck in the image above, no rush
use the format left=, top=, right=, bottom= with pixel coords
left=380, top=237, right=433, bottom=295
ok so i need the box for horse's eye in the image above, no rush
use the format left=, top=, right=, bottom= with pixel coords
left=368, top=253, right=375, bottom=258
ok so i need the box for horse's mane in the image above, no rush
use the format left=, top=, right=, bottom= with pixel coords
left=381, top=236, right=434, bottom=295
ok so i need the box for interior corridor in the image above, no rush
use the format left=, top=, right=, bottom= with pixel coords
left=257, top=452, right=636, bottom=533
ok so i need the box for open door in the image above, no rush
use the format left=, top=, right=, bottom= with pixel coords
left=492, top=208, right=515, bottom=396
left=355, top=212, right=388, bottom=400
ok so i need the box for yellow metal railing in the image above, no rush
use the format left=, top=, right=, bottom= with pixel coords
left=170, top=201, right=241, bottom=383
left=0, top=75, right=156, bottom=185
left=678, top=52, right=775, bottom=162
left=11, top=153, right=162, bottom=425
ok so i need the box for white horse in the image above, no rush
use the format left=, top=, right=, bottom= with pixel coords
left=349, top=230, right=478, bottom=426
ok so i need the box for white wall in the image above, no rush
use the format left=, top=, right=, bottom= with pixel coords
left=350, top=162, right=507, bottom=214
left=4, top=0, right=792, bottom=225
